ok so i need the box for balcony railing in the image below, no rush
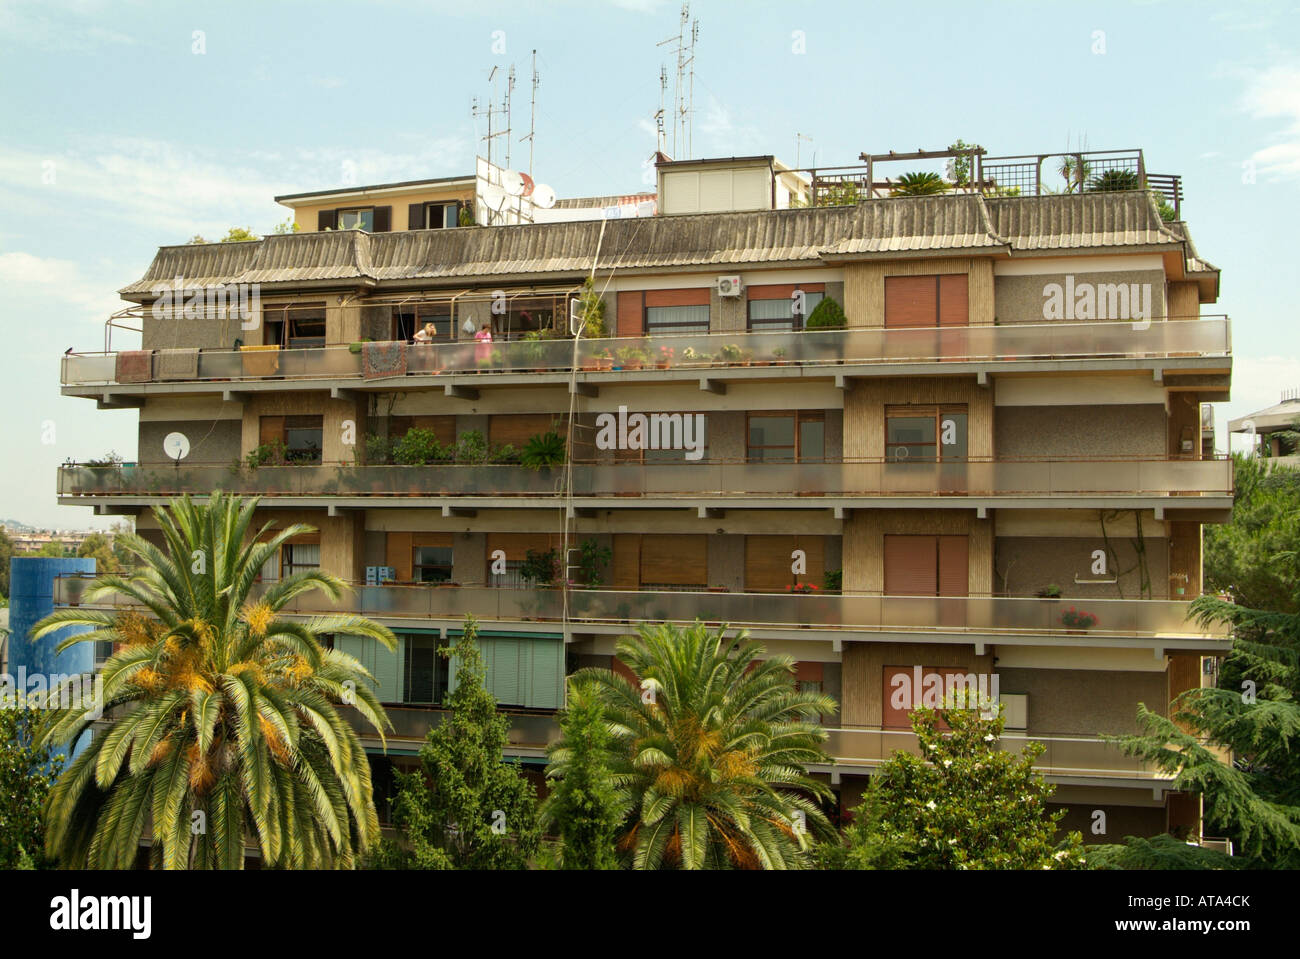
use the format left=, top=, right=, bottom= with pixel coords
left=340, top=705, right=1168, bottom=780
left=52, top=578, right=1229, bottom=642
left=61, top=318, right=1230, bottom=387
left=56, top=457, right=1234, bottom=501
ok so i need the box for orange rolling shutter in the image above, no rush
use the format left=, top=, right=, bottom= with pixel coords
left=884, top=276, right=937, bottom=328
left=611, top=534, right=641, bottom=590
left=744, top=535, right=826, bottom=591
left=938, top=275, right=969, bottom=327
left=617, top=292, right=644, bottom=337
left=640, top=534, right=706, bottom=587
left=385, top=532, right=414, bottom=582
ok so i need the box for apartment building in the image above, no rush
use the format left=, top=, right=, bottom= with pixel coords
left=56, top=147, right=1233, bottom=839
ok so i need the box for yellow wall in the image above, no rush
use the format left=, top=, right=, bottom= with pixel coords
left=289, top=185, right=474, bottom=233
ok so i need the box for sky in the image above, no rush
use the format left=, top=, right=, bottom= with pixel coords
left=0, top=0, right=1297, bottom=528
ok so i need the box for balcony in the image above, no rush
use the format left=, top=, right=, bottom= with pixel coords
left=61, top=318, right=1230, bottom=390
left=52, top=578, right=1230, bottom=649
left=56, top=457, right=1234, bottom=509
left=338, top=705, right=1168, bottom=782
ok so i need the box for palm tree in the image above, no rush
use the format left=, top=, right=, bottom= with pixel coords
left=567, top=621, right=837, bottom=869
left=889, top=171, right=947, bottom=196
left=31, top=493, right=396, bottom=869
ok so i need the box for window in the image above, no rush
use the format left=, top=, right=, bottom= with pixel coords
left=885, top=406, right=967, bottom=462
left=338, top=208, right=374, bottom=231
left=284, top=415, right=324, bottom=463
left=747, top=412, right=825, bottom=462
left=403, top=635, right=449, bottom=704
left=612, top=413, right=709, bottom=463
left=646, top=304, right=710, bottom=334
left=262, top=302, right=327, bottom=348
left=416, top=202, right=460, bottom=229
left=883, top=274, right=968, bottom=328
left=281, top=542, right=321, bottom=578
left=393, top=304, right=452, bottom=342
left=746, top=284, right=825, bottom=332
left=414, top=546, right=453, bottom=584
left=618, top=289, right=712, bottom=335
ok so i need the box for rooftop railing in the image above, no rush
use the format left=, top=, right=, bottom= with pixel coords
left=52, top=577, right=1229, bottom=642
left=61, top=318, right=1230, bottom=387
left=56, top=457, right=1234, bottom=501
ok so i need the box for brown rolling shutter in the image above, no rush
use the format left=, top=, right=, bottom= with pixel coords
left=317, top=209, right=337, bottom=231
left=644, top=288, right=711, bottom=307
left=937, top=535, right=969, bottom=596
left=884, top=276, right=937, bottom=328
left=882, top=665, right=915, bottom=729
left=489, top=414, right=563, bottom=449
left=258, top=416, right=285, bottom=446
left=407, top=203, right=425, bottom=231
left=411, top=416, right=457, bottom=446
left=386, top=532, right=414, bottom=582
left=795, top=661, right=824, bottom=683
left=372, top=206, right=392, bottom=232
left=745, top=535, right=826, bottom=591
left=611, top=534, right=641, bottom=589
left=938, top=275, right=969, bottom=327
left=640, top=534, right=706, bottom=587
left=413, top=532, right=453, bottom=548
left=486, top=533, right=555, bottom=562
left=617, top=292, right=644, bottom=337
left=884, top=535, right=937, bottom=595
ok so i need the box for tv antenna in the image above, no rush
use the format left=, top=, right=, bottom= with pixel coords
left=471, top=66, right=511, bottom=168
left=795, top=133, right=813, bottom=168
left=520, top=50, right=540, bottom=179
left=657, top=3, right=698, bottom=159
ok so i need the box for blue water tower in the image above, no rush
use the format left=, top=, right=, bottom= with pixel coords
left=7, top=556, right=97, bottom=761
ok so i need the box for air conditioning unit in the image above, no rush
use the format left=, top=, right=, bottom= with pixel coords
left=716, top=275, right=743, bottom=297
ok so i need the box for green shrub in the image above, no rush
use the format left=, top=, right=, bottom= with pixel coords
left=392, top=428, right=445, bottom=466
left=453, top=430, right=489, bottom=464
left=521, top=431, right=567, bottom=470
left=805, top=296, right=847, bottom=330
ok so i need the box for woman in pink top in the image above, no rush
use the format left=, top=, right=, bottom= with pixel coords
left=474, top=322, right=494, bottom=367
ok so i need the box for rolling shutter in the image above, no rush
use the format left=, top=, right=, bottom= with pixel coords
left=489, top=414, right=563, bottom=449
left=616, top=292, right=644, bottom=337
left=611, top=534, right=641, bottom=590
left=884, top=276, right=937, bottom=328
left=447, top=631, right=564, bottom=709
left=938, top=275, right=969, bottom=327
left=644, top=288, right=711, bottom=307
left=744, top=535, right=826, bottom=591
left=640, top=534, right=706, bottom=587
left=372, top=206, right=392, bottom=232
left=746, top=283, right=825, bottom=300
left=407, top=202, right=425, bottom=230
left=937, top=535, right=969, bottom=596
left=317, top=209, right=337, bottom=231
left=259, top=415, right=285, bottom=446
left=485, top=532, right=556, bottom=561
left=884, top=535, right=937, bottom=595
left=386, top=532, right=413, bottom=582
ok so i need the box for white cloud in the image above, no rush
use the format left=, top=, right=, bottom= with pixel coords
left=1239, top=61, right=1300, bottom=179
left=0, top=1, right=137, bottom=53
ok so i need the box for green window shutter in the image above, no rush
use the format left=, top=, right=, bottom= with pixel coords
left=488, top=638, right=522, bottom=707
left=372, top=637, right=405, bottom=704
left=526, top=639, right=564, bottom=710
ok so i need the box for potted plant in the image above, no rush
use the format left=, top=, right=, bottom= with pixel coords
left=1061, top=606, right=1098, bottom=631
left=656, top=345, right=675, bottom=369
left=787, top=582, right=819, bottom=594
left=520, top=547, right=561, bottom=588
left=773, top=346, right=789, bottom=365
left=521, top=430, right=567, bottom=470
left=823, top=568, right=842, bottom=593
left=719, top=343, right=744, bottom=365
left=1035, top=584, right=1063, bottom=599
left=616, top=347, right=644, bottom=370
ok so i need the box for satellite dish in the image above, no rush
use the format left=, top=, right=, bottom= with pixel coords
left=501, top=169, right=525, bottom=197
left=532, top=183, right=557, bottom=209
left=480, top=183, right=507, bottom=209
left=519, top=172, right=535, bottom=197
left=163, top=432, right=191, bottom=461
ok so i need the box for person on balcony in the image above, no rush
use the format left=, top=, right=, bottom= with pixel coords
left=474, top=321, right=494, bottom=365
left=413, top=321, right=436, bottom=345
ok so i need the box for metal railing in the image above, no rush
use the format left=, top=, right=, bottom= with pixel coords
left=61, top=318, right=1230, bottom=387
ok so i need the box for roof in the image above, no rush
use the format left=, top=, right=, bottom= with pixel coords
left=1228, top=396, right=1300, bottom=433
left=119, top=192, right=1221, bottom=299
left=274, top=174, right=475, bottom=205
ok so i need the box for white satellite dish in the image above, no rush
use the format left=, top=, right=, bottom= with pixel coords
left=501, top=169, right=525, bottom=197
left=480, top=183, right=507, bottom=209
left=532, top=183, right=557, bottom=209
left=163, top=432, right=191, bottom=461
